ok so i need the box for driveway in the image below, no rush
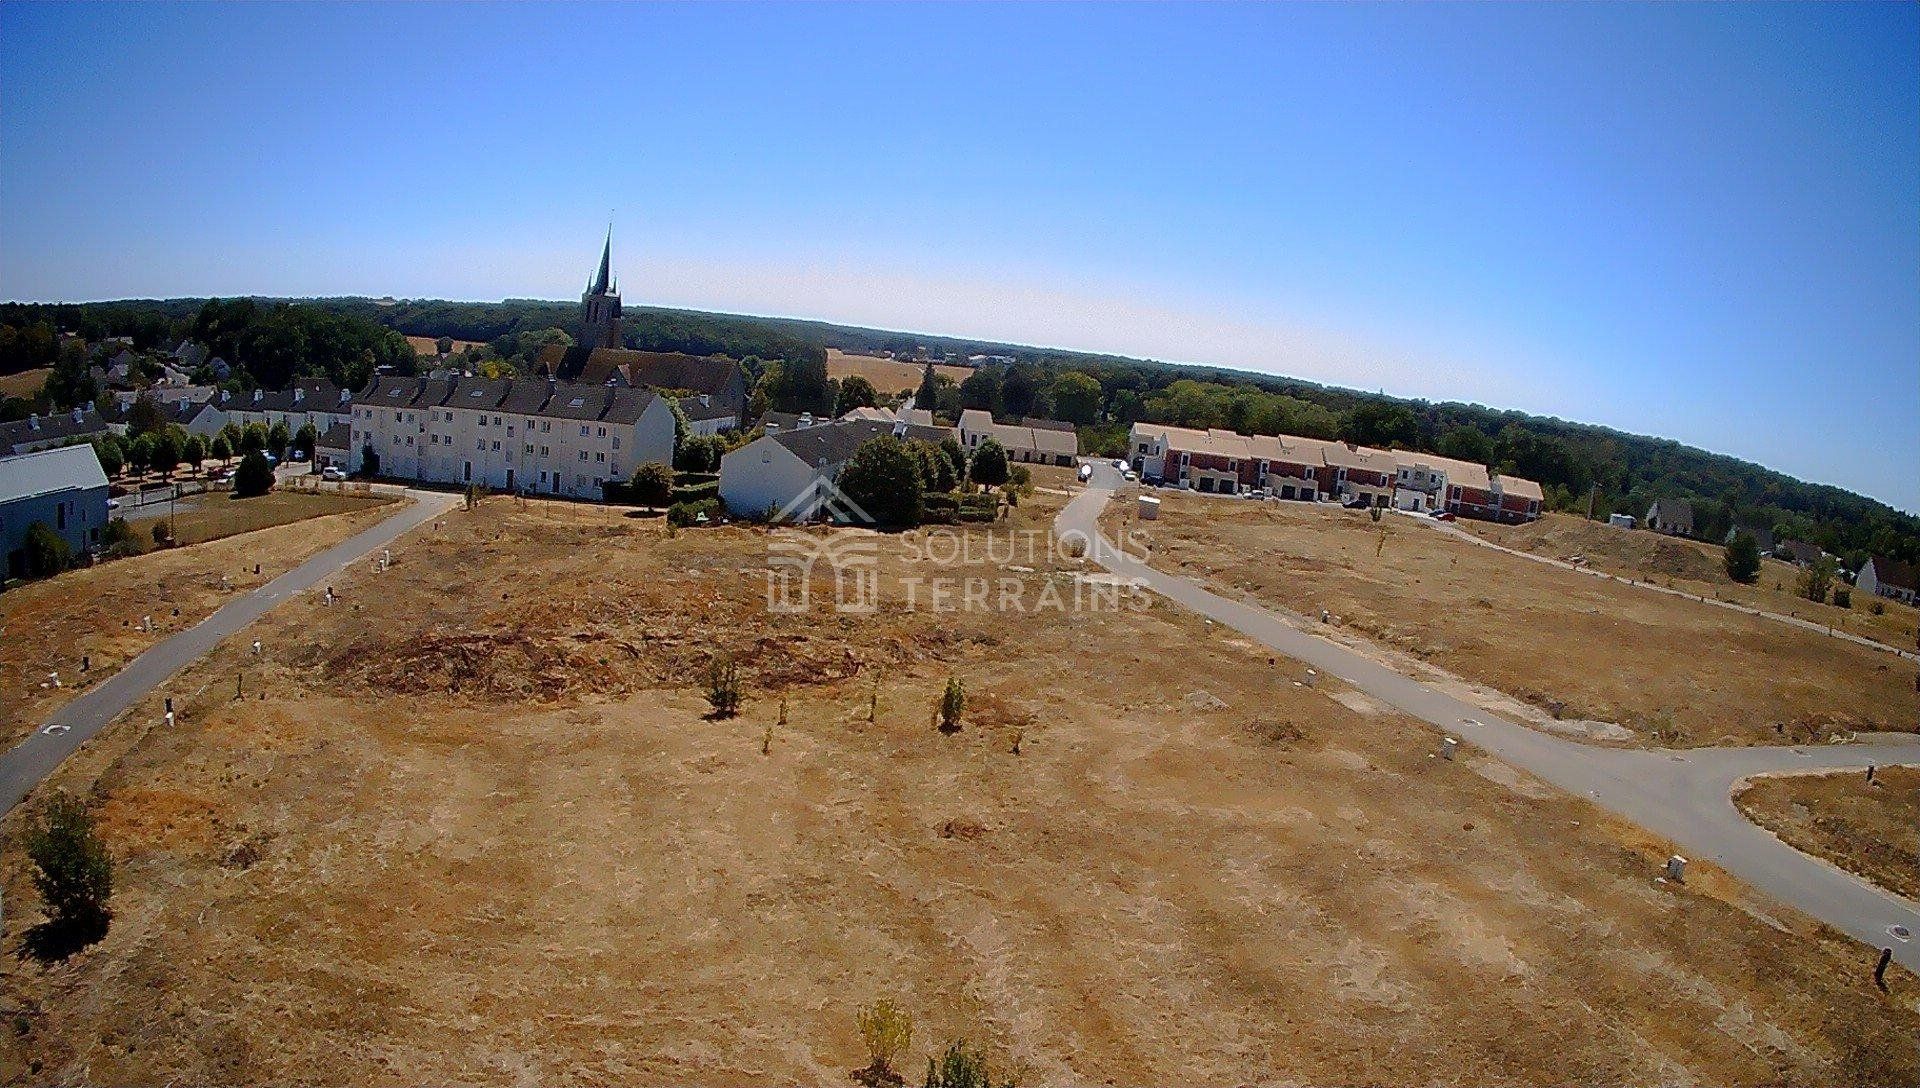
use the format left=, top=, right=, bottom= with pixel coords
left=0, top=488, right=460, bottom=815
left=1061, top=463, right=1920, bottom=969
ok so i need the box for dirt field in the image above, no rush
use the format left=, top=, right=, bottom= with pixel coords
left=1462, top=512, right=1920, bottom=652
left=1111, top=490, right=1919, bottom=747
left=1736, top=767, right=1920, bottom=902
left=827, top=349, right=971, bottom=397
left=0, top=367, right=49, bottom=399
left=145, top=489, right=392, bottom=547
left=0, top=498, right=403, bottom=748
left=1, top=477, right=1914, bottom=1085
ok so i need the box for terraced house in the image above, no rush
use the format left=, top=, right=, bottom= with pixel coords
left=348, top=376, right=675, bottom=499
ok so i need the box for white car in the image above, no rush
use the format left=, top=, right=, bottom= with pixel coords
left=321, top=466, right=347, bottom=482
left=1112, top=459, right=1127, bottom=470
left=1077, top=463, right=1093, bottom=482
left=1122, top=468, right=1138, bottom=482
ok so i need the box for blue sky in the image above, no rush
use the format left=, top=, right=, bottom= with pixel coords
left=4, top=3, right=1916, bottom=510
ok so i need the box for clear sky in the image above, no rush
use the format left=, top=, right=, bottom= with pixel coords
left=4, top=3, right=1916, bottom=510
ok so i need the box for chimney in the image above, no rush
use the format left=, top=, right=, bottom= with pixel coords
left=698, top=394, right=710, bottom=407
left=892, top=418, right=907, bottom=438
left=72, top=407, right=84, bottom=423
left=252, top=389, right=263, bottom=404
left=219, top=389, right=230, bottom=404
left=339, top=389, right=350, bottom=404
left=27, top=413, right=39, bottom=430
left=293, top=387, right=304, bottom=403
left=799, top=412, right=813, bottom=427
left=85, top=400, right=95, bottom=413
left=764, top=422, right=779, bottom=434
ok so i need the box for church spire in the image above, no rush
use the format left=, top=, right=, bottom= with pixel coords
left=590, top=226, right=613, bottom=296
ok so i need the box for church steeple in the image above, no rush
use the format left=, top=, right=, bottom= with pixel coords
left=578, top=225, right=624, bottom=354
left=590, top=227, right=613, bottom=295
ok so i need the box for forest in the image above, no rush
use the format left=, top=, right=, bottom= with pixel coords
left=2, top=295, right=1913, bottom=566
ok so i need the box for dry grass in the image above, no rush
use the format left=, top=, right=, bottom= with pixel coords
left=406, top=335, right=487, bottom=357
left=1114, top=490, right=1919, bottom=746
left=0, top=367, right=50, bottom=399
left=1736, top=767, right=1920, bottom=902
left=827, top=349, right=971, bottom=397
left=0, top=484, right=1914, bottom=1084
left=157, top=489, right=393, bottom=547
left=0, top=498, right=404, bottom=747
left=1463, top=512, right=1920, bottom=651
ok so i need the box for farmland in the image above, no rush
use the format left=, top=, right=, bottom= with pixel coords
left=826, top=349, right=970, bottom=397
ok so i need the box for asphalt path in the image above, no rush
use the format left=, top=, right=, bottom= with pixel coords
left=1061, top=463, right=1920, bottom=969
left=0, top=487, right=459, bottom=815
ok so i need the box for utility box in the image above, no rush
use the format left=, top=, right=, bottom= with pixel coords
left=1608, top=513, right=1635, bottom=529
left=1137, top=495, right=1161, bottom=521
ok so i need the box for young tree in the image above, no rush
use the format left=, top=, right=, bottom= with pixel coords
left=855, top=1000, right=914, bottom=1087
left=219, top=420, right=243, bottom=453
left=360, top=443, right=381, bottom=476
left=436, top=335, right=454, bottom=356
left=939, top=436, right=968, bottom=485
left=180, top=433, right=207, bottom=472
left=209, top=433, right=232, bottom=464
left=915, top=362, right=939, bottom=411
left=147, top=427, right=181, bottom=475
left=1798, top=554, right=1837, bottom=604
left=938, top=676, right=964, bottom=734
left=90, top=435, right=123, bottom=477
left=969, top=438, right=1009, bottom=492
left=836, top=375, right=880, bottom=415
left=240, top=422, right=268, bottom=454
left=266, top=420, right=292, bottom=458
left=233, top=450, right=275, bottom=498
left=293, top=422, right=318, bottom=459
left=705, top=655, right=742, bottom=718
left=23, top=792, right=113, bottom=960
left=127, top=433, right=154, bottom=474
left=1724, top=531, right=1762, bottom=584
left=630, top=461, right=675, bottom=511
left=22, top=521, right=71, bottom=577
left=838, top=435, right=925, bottom=527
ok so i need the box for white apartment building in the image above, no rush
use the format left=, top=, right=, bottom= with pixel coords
left=349, top=375, right=675, bottom=499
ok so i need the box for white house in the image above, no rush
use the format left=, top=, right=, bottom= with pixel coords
left=957, top=409, right=1077, bottom=466
left=1858, top=556, right=1917, bottom=606
left=218, top=380, right=355, bottom=437
left=349, top=375, right=675, bottom=499
left=719, top=416, right=954, bottom=521
left=678, top=394, right=739, bottom=436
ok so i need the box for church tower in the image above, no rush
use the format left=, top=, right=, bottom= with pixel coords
left=579, top=228, right=623, bottom=352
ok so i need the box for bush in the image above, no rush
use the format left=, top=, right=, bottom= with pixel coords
left=969, top=439, right=1009, bottom=491
left=1871, top=599, right=1886, bottom=615
left=839, top=435, right=925, bottom=528
left=21, top=521, right=70, bottom=578
left=100, top=518, right=144, bottom=557
left=23, top=793, right=113, bottom=961
left=1724, top=531, right=1761, bottom=584
left=668, top=498, right=720, bottom=527
left=670, top=480, right=720, bottom=505
left=1834, top=586, right=1852, bottom=609
left=855, top=1000, right=914, bottom=1087
left=233, top=451, right=275, bottom=498
left=705, top=655, right=742, bottom=718
left=630, top=461, right=675, bottom=509
left=360, top=444, right=380, bottom=476
left=923, top=493, right=960, bottom=514
left=923, top=1041, right=1016, bottom=1088
left=938, top=677, right=964, bottom=734
left=675, top=433, right=726, bottom=474
left=150, top=520, right=172, bottom=546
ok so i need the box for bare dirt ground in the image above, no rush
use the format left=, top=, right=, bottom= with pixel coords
left=0, top=368, right=49, bottom=399
left=0, top=499, right=403, bottom=748
left=1108, top=489, right=1919, bottom=747
left=1463, top=512, right=1920, bottom=652
left=1, top=478, right=1914, bottom=1085
left=1736, top=766, right=1920, bottom=903
left=827, top=349, right=971, bottom=398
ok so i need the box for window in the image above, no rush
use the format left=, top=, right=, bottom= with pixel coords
left=491, top=441, right=501, bottom=452
left=596, top=426, right=606, bottom=438
left=539, top=445, right=549, bottom=456
left=595, top=452, right=605, bottom=463
left=524, top=444, right=533, bottom=454
left=541, top=421, right=550, bottom=433
left=611, top=436, right=620, bottom=449
left=580, top=425, right=590, bottom=437
left=493, top=416, right=501, bottom=426
left=578, top=451, right=588, bottom=461
left=477, top=439, right=485, bottom=451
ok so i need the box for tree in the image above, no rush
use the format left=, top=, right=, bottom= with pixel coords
left=180, top=433, right=207, bottom=472
left=1342, top=401, right=1420, bottom=449
left=1724, top=531, right=1762, bottom=584
left=90, top=435, right=123, bottom=477
left=233, top=450, right=275, bottom=498
left=969, top=438, right=1009, bottom=492
left=1798, top=554, right=1837, bottom=604
left=836, top=375, right=880, bottom=415
left=22, top=521, right=71, bottom=578
left=939, top=437, right=968, bottom=486
left=209, top=433, right=232, bottom=463
left=705, top=655, right=742, bottom=718
left=922, top=1041, right=1012, bottom=1088
left=1048, top=371, right=1103, bottom=425
left=267, top=420, right=292, bottom=458
left=855, top=1000, right=914, bottom=1087
left=240, top=422, right=268, bottom=454
left=1438, top=426, right=1494, bottom=464
left=436, top=335, right=453, bottom=356
left=915, top=362, right=939, bottom=411
left=838, top=435, right=925, bottom=527
left=23, top=793, right=113, bottom=960
left=127, top=433, right=153, bottom=474
left=219, top=420, right=243, bottom=453
left=910, top=439, right=957, bottom=493
left=147, top=428, right=181, bottom=475
left=959, top=367, right=1002, bottom=414
left=630, top=461, right=675, bottom=510
left=675, top=433, right=725, bottom=474
left=360, top=443, right=380, bottom=476
left=293, top=422, right=317, bottom=459
left=125, top=393, right=165, bottom=437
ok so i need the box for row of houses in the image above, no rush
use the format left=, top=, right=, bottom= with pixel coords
left=1126, top=422, right=1544, bottom=523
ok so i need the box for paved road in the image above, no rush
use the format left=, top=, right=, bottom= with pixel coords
left=1062, top=464, right=1920, bottom=969
left=0, top=488, right=459, bottom=815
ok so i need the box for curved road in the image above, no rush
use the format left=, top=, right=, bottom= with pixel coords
left=0, top=487, right=460, bottom=815
left=1061, top=464, right=1920, bottom=969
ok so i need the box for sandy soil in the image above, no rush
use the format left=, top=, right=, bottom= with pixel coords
left=0, top=499, right=404, bottom=747
left=827, top=350, right=971, bottom=398
left=1108, top=489, right=1919, bottom=747
left=1736, top=766, right=1920, bottom=902
left=0, top=480, right=1913, bottom=1084
left=1462, top=512, right=1920, bottom=652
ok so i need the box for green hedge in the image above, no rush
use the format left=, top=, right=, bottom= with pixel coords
left=671, top=480, right=720, bottom=504
left=668, top=497, right=721, bottom=527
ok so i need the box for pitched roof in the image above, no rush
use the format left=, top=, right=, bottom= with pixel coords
left=1021, top=417, right=1076, bottom=433
left=356, top=376, right=657, bottom=425
left=963, top=409, right=1079, bottom=457
left=767, top=418, right=955, bottom=469
left=0, top=444, right=108, bottom=504
left=1867, top=556, right=1917, bottom=592
left=678, top=395, right=738, bottom=423
left=223, top=379, right=350, bottom=414
left=543, top=344, right=744, bottom=397
left=1, top=408, right=110, bottom=451
left=316, top=422, right=352, bottom=451
left=1495, top=474, right=1544, bottom=502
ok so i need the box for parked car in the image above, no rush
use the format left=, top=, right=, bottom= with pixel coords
left=289, top=450, right=309, bottom=462
left=1342, top=497, right=1369, bottom=509
left=1111, top=458, right=1127, bottom=470
left=1122, top=469, right=1138, bottom=482
left=321, top=466, right=348, bottom=482
left=1430, top=510, right=1456, bottom=521
left=1077, top=463, right=1093, bottom=482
